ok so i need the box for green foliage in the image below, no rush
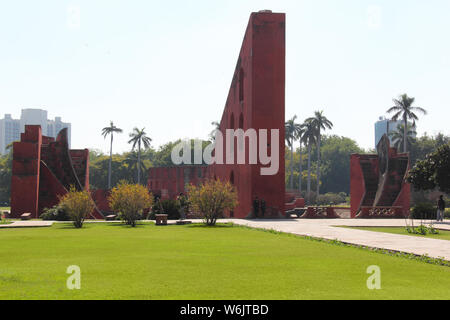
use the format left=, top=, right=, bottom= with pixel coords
left=0, top=152, right=12, bottom=205
left=319, top=136, right=364, bottom=194
left=316, top=192, right=348, bottom=206
left=108, top=181, right=153, bottom=227
left=187, top=179, right=238, bottom=226
left=410, top=133, right=450, bottom=165
left=159, top=199, right=180, bottom=220
left=40, top=204, right=70, bottom=221
left=411, top=202, right=437, bottom=220
left=408, top=144, right=450, bottom=194
left=89, top=151, right=152, bottom=190
left=389, top=123, right=417, bottom=152
left=59, top=188, right=96, bottom=228
left=386, top=93, right=427, bottom=153
left=285, top=135, right=363, bottom=194
left=89, top=139, right=212, bottom=190
left=406, top=224, right=439, bottom=236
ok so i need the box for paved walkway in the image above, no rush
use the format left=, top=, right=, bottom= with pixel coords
left=0, top=221, right=54, bottom=228
left=223, top=219, right=450, bottom=261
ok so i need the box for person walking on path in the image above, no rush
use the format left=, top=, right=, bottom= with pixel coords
left=437, top=195, right=446, bottom=222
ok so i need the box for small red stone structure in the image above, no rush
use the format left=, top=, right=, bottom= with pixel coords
left=350, top=135, right=410, bottom=218
left=300, top=207, right=340, bottom=219
left=155, top=214, right=168, bottom=225
left=10, top=125, right=103, bottom=219
left=284, top=192, right=305, bottom=211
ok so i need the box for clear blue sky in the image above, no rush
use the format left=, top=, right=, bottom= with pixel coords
left=1, top=0, right=449, bottom=153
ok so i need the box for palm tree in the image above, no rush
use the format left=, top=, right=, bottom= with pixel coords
left=209, top=121, right=220, bottom=141
left=124, top=151, right=149, bottom=183
left=306, top=111, right=333, bottom=196
left=294, top=126, right=305, bottom=193
left=285, top=115, right=302, bottom=190
left=101, top=121, right=123, bottom=189
left=128, top=127, right=152, bottom=184
left=389, top=123, right=417, bottom=152
left=300, top=119, right=317, bottom=204
left=386, top=94, right=427, bottom=152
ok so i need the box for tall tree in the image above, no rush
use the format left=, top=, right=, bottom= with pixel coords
left=389, top=123, right=417, bottom=152
left=124, top=151, right=149, bottom=183
left=408, top=144, right=450, bottom=194
left=300, top=119, right=317, bottom=203
left=285, top=115, right=302, bottom=190
left=386, top=94, right=427, bottom=153
left=209, top=121, right=220, bottom=141
left=306, top=111, right=333, bottom=196
left=128, top=127, right=152, bottom=185
left=294, top=125, right=305, bottom=193
left=101, top=121, right=123, bottom=189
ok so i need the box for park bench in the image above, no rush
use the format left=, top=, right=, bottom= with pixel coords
left=105, top=214, right=117, bottom=221
left=21, top=213, right=32, bottom=220
left=155, top=214, right=168, bottom=226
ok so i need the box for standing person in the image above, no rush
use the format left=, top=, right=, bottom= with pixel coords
left=260, top=199, right=266, bottom=218
left=177, top=193, right=188, bottom=220
left=253, top=196, right=260, bottom=218
left=437, top=195, right=446, bottom=222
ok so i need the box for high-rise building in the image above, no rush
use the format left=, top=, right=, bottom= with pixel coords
left=0, top=114, right=20, bottom=155
left=374, top=116, right=403, bottom=148
left=0, top=108, right=71, bottom=154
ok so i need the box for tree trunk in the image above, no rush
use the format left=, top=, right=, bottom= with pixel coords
left=307, top=143, right=311, bottom=204
left=108, top=133, right=113, bottom=189
left=403, top=115, right=407, bottom=153
left=290, top=140, right=294, bottom=190
left=316, top=133, right=321, bottom=196
left=137, top=140, right=141, bottom=184
left=298, top=142, right=302, bottom=193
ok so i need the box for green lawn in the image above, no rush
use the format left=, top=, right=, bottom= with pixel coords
left=0, top=223, right=449, bottom=300
left=346, top=226, right=450, bottom=241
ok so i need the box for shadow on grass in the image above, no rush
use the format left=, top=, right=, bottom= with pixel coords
left=107, top=222, right=154, bottom=228
left=188, top=223, right=234, bottom=229
left=56, top=222, right=153, bottom=229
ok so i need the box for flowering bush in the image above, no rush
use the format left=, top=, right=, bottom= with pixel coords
left=108, top=181, right=153, bottom=227
left=59, top=187, right=95, bottom=228
left=187, top=179, right=238, bottom=226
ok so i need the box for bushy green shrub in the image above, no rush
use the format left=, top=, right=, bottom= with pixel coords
left=149, top=199, right=181, bottom=220
left=406, top=224, right=439, bottom=235
left=60, top=188, right=96, bottom=228
left=315, top=192, right=347, bottom=206
left=40, top=204, right=70, bottom=221
left=162, top=199, right=181, bottom=220
left=410, top=202, right=436, bottom=219
left=445, top=208, right=450, bottom=219
left=108, top=182, right=153, bottom=227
